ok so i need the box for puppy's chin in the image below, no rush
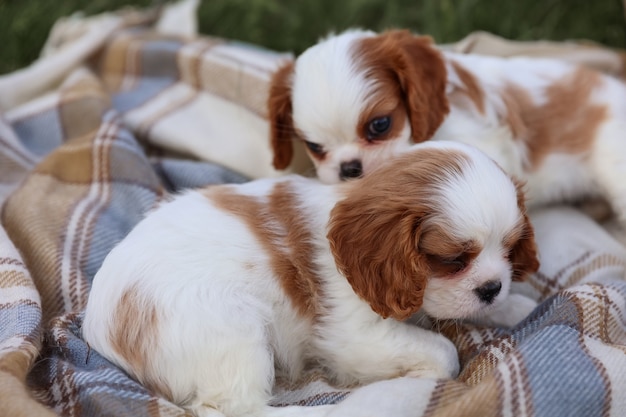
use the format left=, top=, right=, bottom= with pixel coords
left=422, top=297, right=509, bottom=322
left=462, top=293, right=538, bottom=328
left=420, top=275, right=513, bottom=321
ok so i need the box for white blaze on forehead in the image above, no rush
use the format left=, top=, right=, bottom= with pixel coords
left=291, top=30, right=377, bottom=145
left=433, top=143, right=522, bottom=244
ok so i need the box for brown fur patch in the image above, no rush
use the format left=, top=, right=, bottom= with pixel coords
left=354, top=30, right=449, bottom=144
left=110, top=285, right=173, bottom=400
left=502, top=68, right=608, bottom=168
left=268, top=61, right=296, bottom=170
left=207, top=183, right=323, bottom=320
left=501, top=87, right=532, bottom=140
left=327, top=148, right=470, bottom=320
left=507, top=183, right=540, bottom=281
left=449, top=60, right=486, bottom=114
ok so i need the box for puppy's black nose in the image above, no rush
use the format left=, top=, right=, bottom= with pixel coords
left=474, top=281, right=502, bottom=304
left=339, top=160, right=363, bottom=180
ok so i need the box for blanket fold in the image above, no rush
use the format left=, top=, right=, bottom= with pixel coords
left=1, top=2, right=626, bottom=416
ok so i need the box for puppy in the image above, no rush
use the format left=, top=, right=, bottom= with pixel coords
left=268, top=29, right=626, bottom=223
left=82, top=141, right=538, bottom=417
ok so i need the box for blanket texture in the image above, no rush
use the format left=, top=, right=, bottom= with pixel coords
left=1, top=2, right=626, bottom=416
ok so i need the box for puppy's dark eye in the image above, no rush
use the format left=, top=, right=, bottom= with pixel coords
left=366, top=116, right=392, bottom=140
left=304, top=141, right=325, bottom=156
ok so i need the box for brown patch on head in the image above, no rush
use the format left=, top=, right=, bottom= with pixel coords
left=268, top=61, right=296, bottom=170
left=503, top=181, right=540, bottom=281
left=327, top=148, right=470, bottom=320
left=207, top=183, right=323, bottom=320
left=448, top=60, right=486, bottom=114
left=110, top=285, right=173, bottom=400
left=502, top=67, right=608, bottom=168
left=354, top=30, right=449, bottom=144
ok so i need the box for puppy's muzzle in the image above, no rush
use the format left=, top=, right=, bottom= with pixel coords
left=340, top=160, right=363, bottom=180
left=474, top=280, right=502, bottom=304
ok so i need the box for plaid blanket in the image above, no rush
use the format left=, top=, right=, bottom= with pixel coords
left=2, top=2, right=626, bottom=416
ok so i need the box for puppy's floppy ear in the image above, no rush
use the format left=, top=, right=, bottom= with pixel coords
left=378, top=30, right=449, bottom=143
left=268, top=61, right=296, bottom=170
left=327, top=185, right=429, bottom=321
left=511, top=182, right=540, bottom=281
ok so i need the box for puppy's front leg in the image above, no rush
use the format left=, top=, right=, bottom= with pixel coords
left=320, top=318, right=459, bottom=384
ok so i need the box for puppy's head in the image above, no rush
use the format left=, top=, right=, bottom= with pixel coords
left=268, top=29, right=449, bottom=183
left=327, top=142, right=538, bottom=321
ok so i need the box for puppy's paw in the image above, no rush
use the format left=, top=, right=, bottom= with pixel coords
left=404, top=358, right=458, bottom=380
left=405, top=337, right=459, bottom=379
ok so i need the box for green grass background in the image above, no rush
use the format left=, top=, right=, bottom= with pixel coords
left=1, top=0, right=625, bottom=75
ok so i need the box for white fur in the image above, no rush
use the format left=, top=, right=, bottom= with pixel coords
left=285, top=29, right=626, bottom=224
left=291, top=30, right=412, bottom=184
left=417, top=146, right=535, bottom=323
left=434, top=52, right=626, bottom=211
left=82, top=141, right=533, bottom=417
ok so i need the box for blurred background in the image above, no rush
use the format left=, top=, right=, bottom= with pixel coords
left=1, top=0, right=625, bottom=75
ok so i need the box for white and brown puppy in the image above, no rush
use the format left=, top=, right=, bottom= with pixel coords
left=82, top=141, right=539, bottom=417
left=269, top=29, right=626, bottom=223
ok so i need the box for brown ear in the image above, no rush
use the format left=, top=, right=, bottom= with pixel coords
left=380, top=30, right=449, bottom=143
left=327, top=186, right=429, bottom=320
left=267, top=61, right=296, bottom=170
left=511, top=183, right=540, bottom=281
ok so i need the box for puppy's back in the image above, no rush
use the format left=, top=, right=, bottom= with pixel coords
left=83, top=181, right=296, bottom=406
